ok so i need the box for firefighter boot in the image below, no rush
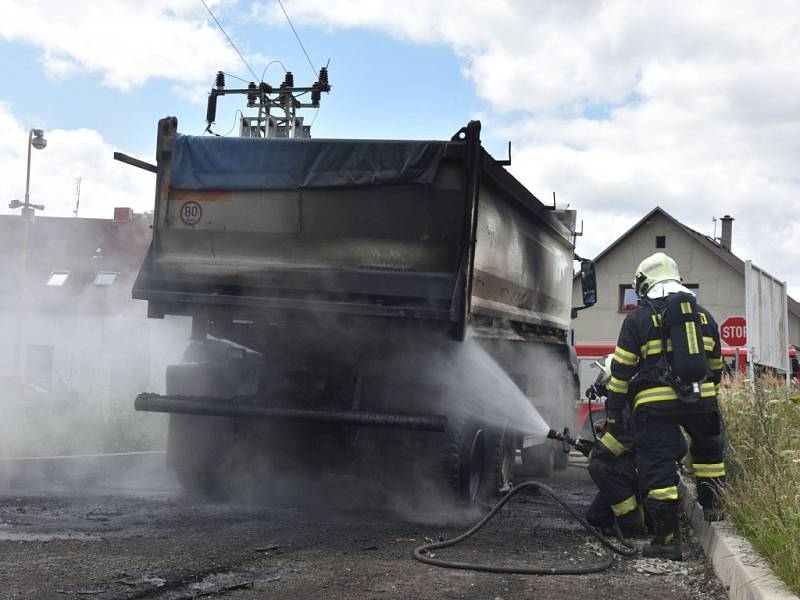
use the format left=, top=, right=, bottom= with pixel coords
left=697, top=480, right=725, bottom=522
left=616, top=506, right=647, bottom=538
left=642, top=513, right=682, bottom=561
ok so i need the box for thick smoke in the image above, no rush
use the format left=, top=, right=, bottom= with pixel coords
left=156, top=316, right=576, bottom=519
left=1, top=314, right=189, bottom=460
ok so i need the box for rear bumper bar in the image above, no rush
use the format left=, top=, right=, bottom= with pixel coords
left=135, top=393, right=447, bottom=432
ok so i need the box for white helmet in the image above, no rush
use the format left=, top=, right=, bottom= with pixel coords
left=633, top=252, right=681, bottom=297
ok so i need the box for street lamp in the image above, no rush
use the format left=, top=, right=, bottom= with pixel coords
left=12, top=128, right=47, bottom=381
left=23, top=129, right=47, bottom=221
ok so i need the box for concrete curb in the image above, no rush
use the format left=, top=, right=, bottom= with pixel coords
left=680, top=477, right=799, bottom=600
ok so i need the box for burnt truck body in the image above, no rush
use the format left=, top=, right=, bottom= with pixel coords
left=133, top=116, right=589, bottom=502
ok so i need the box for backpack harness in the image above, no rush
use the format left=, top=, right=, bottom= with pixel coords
left=641, top=292, right=711, bottom=404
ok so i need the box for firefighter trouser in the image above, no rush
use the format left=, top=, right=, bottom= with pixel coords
left=633, top=409, right=725, bottom=523
left=586, top=452, right=641, bottom=528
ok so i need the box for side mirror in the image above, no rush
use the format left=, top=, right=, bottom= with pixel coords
left=572, top=258, right=598, bottom=319
left=580, top=260, right=597, bottom=307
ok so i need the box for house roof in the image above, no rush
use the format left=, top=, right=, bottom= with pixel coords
left=578, top=206, right=800, bottom=317
left=0, top=212, right=152, bottom=316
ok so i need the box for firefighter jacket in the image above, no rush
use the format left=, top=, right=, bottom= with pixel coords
left=607, top=296, right=723, bottom=415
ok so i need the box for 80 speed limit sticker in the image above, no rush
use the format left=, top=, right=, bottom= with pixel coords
left=179, top=201, right=203, bottom=225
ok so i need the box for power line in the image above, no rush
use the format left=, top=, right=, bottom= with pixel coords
left=222, top=71, right=251, bottom=84
left=276, top=0, right=318, bottom=78
left=261, top=59, right=288, bottom=83
left=200, top=0, right=260, bottom=83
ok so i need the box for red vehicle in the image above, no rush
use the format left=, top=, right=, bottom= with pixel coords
left=572, top=343, right=799, bottom=438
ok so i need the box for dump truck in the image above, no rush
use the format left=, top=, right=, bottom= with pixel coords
left=127, top=112, right=597, bottom=504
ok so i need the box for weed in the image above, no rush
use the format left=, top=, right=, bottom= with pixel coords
left=720, top=376, right=800, bottom=594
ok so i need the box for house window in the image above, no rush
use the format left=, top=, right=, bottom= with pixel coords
left=619, top=285, right=638, bottom=311
left=93, top=271, right=118, bottom=286
left=656, top=235, right=666, bottom=248
left=46, top=270, right=70, bottom=286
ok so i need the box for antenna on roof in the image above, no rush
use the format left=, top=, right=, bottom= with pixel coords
left=73, top=177, right=82, bottom=218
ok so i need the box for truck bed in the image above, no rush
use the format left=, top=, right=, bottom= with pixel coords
left=133, top=119, right=575, bottom=336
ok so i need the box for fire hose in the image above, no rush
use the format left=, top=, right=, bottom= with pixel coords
left=412, top=429, right=639, bottom=575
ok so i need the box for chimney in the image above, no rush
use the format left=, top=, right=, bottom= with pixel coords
left=720, top=214, right=734, bottom=251
left=114, top=207, right=134, bottom=223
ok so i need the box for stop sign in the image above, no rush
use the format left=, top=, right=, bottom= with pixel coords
left=720, top=316, right=747, bottom=347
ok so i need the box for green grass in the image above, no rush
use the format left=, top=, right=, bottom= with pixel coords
left=719, top=376, right=800, bottom=594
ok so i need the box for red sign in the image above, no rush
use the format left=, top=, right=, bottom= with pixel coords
left=720, top=316, right=747, bottom=347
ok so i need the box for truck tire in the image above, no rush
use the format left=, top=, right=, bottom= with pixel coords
left=174, top=468, right=228, bottom=500
left=442, top=415, right=487, bottom=503
left=553, top=444, right=570, bottom=471
left=164, top=361, right=239, bottom=497
left=520, top=441, right=555, bottom=478
left=552, top=367, right=579, bottom=471
left=480, top=425, right=516, bottom=498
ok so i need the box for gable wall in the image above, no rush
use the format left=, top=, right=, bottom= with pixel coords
left=571, top=212, right=765, bottom=344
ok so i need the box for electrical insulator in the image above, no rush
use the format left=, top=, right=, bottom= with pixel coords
left=206, top=92, right=218, bottom=125
left=247, top=82, right=257, bottom=107
left=281, top=71, right=294, bottom=88
left=215, top=71, right=225, bottom=89
left=311, top=83, right=321, bottom=106
left=318, top=67, right=329, bottom=91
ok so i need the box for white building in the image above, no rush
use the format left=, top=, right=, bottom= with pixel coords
left=0, top=208, right=189, bottom=409
left=570, top=207, right=800, bottom=387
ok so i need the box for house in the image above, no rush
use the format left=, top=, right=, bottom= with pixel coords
left=0, top=208, right=189, bottom=406
left=570, top=207, right=800, bottom=386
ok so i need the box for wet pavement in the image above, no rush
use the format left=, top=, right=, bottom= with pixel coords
left=0, top=455, right=728, bottom=599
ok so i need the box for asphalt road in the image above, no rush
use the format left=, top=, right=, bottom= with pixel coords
left=0, top=454, right=728, bottom=600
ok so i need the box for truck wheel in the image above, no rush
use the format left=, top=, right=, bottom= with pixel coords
left=552, top=366, right=579, bottom=472
left=174, top=469, right=228, bottom=500
left=481, top=426, right=516, bottom=498
left=443, top=416, right=487, bottom=503
left=553, top=444, right=570, bottom=471
left=165, top=360, right=239, bottom=497
left=520, top=441, right=554, bottom=478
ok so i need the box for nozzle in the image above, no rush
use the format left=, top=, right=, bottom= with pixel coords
left=548, top=428, right=577, bottom=451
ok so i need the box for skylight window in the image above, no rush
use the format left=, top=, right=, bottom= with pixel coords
left=46, top=271, right=70, bottom=286
left=93, top=271, right=118, bottom=286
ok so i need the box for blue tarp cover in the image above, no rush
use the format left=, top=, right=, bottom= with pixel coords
left=169, top=134, right=448, bottom=191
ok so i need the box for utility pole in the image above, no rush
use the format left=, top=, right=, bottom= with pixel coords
left=73, top=177, right=81, bottom=217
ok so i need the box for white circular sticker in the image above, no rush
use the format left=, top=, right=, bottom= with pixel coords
left=179, top=201, right=202, bottom=225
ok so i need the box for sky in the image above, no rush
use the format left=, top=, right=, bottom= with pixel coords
left=1, top=0, right=799, bottom=295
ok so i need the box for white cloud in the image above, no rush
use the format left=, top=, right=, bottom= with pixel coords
left=2, top=0, right=799, bottom=297
left=259, top=0, right=800, bottom=296
left=0, top=102, right=154, bottom=219
left=0, top=0, right=257, bottom=93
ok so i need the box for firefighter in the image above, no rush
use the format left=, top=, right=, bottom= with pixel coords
left=606, top=252, right=725, bottom=561
left=583, top=355, right=647, bottom=537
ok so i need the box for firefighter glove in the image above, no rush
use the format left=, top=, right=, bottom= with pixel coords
left=575, top=438, right=593, bottom=457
